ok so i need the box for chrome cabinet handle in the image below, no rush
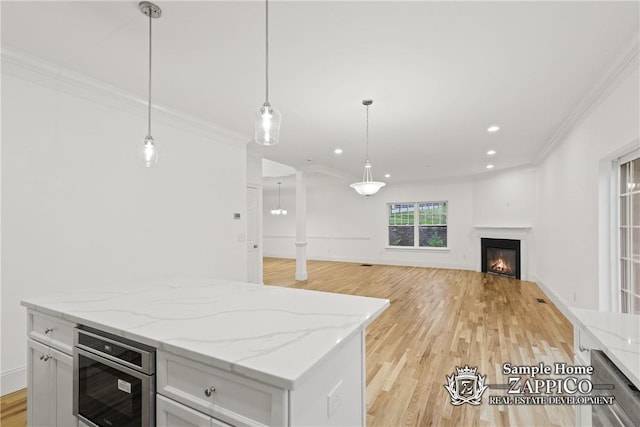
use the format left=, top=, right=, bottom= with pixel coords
left=44, top=328, right=53, bottom=334
left=204, top=386, right=216, bottom=397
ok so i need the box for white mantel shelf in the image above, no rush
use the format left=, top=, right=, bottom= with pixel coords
left=21, top=279, right=389, bottom=390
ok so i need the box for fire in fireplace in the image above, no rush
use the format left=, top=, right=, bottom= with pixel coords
left=481, top=238, right=521, bottom=279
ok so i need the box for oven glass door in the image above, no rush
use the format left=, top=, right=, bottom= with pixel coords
left=77, top=348, right=150, bottom=427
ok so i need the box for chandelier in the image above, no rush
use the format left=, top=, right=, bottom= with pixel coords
left=270, top=182, right=287, bottom=215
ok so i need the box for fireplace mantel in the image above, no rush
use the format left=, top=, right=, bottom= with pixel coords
left=472, top=226, right=532, bottom=280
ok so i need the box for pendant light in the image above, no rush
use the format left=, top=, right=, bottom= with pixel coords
left=139, top=1, right=161, bottom=167
left=350, top=99, right=386, bottom=196
left=255, top=0, right=282, bottom=146
left=270, top=182, right=287, bottom=215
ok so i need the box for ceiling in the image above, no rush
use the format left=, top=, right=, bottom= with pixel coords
left=2, top=1, right=639, bottom=188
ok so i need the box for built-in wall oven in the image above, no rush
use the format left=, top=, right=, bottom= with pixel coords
left=591, top=350, right=640, bottom=427
left=73, top=326, right=156, bottom=427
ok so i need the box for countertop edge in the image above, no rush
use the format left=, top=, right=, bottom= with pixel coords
left=569, top=308, right=640, bottom=389
left=22, top=297, right=390, bottom=390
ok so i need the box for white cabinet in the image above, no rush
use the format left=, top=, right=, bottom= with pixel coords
left=28, top=339, right=77, bottom=427
left=574, top=327, right=597, bottom=427
left=28, top=339, right=53, bottom=427
left=157, top=331, right=365, bottom=427
left=27, top=309, right=77, bottom=427
left=157, top=351, right=287, bottom=426
left=28, top=309, right=75, bottom=354
left=157, top=395, right=232, bottom=427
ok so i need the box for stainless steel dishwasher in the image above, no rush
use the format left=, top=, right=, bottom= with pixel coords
left=590, top=350, right=640, bottom=427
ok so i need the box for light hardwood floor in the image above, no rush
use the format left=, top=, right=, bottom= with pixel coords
left=0, top=259, right=574, bottom=427
left=263, top=258, right=574, bottom=427
left=0, top=389, right=27, bottom=427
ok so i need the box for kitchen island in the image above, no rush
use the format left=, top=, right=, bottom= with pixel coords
left=569, top=307, right=640, bottom=426
left=21, top=278, right=389, bottom=427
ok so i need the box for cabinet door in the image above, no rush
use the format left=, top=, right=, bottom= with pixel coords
left=157, top=395, right=213, bottom=427
left=52, top=349, right=77, bottom=427
left=27, top=339, right=54, bottom=427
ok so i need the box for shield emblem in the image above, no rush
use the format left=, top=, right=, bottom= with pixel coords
left=456, top=376, right=477, bottom=397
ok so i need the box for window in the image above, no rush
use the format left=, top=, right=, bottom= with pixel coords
left=388, top=201, right=448, bottom=248
left=619, top=154, right=640, bottom=314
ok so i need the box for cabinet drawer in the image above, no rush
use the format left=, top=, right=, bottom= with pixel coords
left=28, top=310, right=76, bottom=354
left=157, top=351, right=286, bottom=426
left=157, top=395, right=232, bottom=427
left=158, top=394, right=215, bottom=427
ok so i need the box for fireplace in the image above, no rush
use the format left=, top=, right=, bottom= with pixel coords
left=481, top=238, right=521, bottom=279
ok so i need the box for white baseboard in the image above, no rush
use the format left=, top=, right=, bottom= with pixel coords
left=263, top=253, right=474, bottom=272
left=1, top=366, right=26, bottom=395
left=529, top=275, right=576, bottom=324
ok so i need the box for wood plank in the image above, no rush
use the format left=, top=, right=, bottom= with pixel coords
left=0, top=388, right=27, bottom=427
left=263, top=257, right=575, bottom=427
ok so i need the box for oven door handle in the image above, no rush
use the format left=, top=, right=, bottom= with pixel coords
left=74, top=347, right=151, bottom=380
left=75, top=328, right=155, bottom=374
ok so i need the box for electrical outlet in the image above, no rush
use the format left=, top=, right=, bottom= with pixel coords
left=327, top=380, right=343, bottom=418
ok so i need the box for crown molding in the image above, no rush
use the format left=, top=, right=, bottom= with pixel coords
left=536, top=35, right=640, bottom=163
left=1, top=47, right=249, bottom=148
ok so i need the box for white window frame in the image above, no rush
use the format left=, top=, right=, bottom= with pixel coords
left=387, top=201, right=449, bottom=250
left=616, top=149, right=640, bottom=314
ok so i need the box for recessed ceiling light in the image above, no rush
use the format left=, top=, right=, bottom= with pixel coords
left=486, top=164, right=495, bottom=169
left=384, top=173, right=391, bottom=178
left=334, top=148, right=343, bottom=155
left=487, top=150, right=496, bottom=156
left=487, top=126, right=500, bottom=133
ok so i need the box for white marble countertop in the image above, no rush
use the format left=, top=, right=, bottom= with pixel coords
left=568, top=307, right=640, bottom=388
left=21, top=279, right=389, bottom=389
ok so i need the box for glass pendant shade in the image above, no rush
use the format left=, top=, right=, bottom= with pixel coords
left=350, top=160, right=386, bottom=196
left=143, top=135, right=158, bottom=167
left=255, top=102, right=282, bottom=146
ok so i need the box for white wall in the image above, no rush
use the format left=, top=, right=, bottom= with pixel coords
left=264, top=179, right=477, bottom=270
left=1, top=53, right=248, bottom=394
left=264, top=170, right=541, bottom=273
left=247, top=151, right=264, bottom=187
left=473, top=167, right=536, bottom=227
left=534, top=64, right=640, bottom=310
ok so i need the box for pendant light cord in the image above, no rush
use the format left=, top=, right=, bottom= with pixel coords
left=147, top=8, right=153, bottom=136
left=365, top=104, right=370, bottom=161
left=265, top=0, right=270, bottom=104
left=147, top=11, right=153, bottom=137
